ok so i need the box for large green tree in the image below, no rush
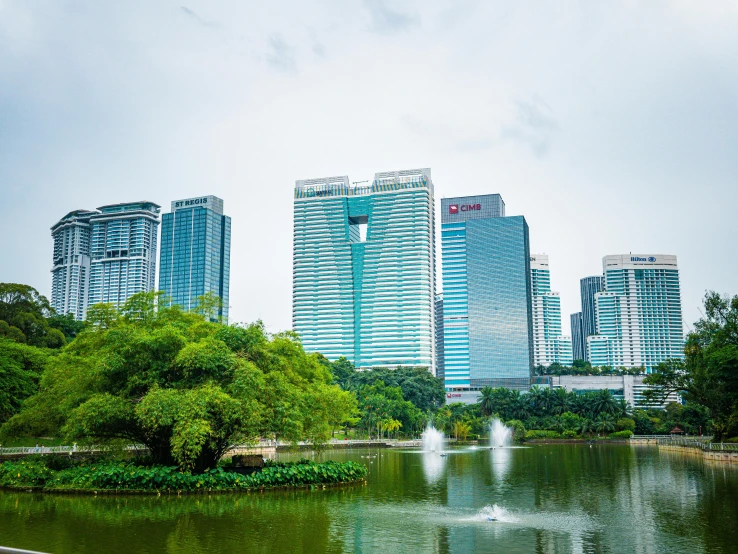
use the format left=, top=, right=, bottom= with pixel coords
left=0, top=339, right=50, bottom=424
left=645, top=292, right=738, bottom=441
left=1, top=292, right=357, bottom=472
left=0, top=283, right=66, bottom=348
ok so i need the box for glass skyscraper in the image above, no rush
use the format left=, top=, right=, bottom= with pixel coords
left=435, top=295, right=445, bottom=381
left=293, top=168, right=435, bottom=372
left=50, top=210, right=97, bottom=320
left=580, top=275, right=603, bottom=361
left=588, top=254, right=684, bottom=371
left=158, top=196, right=231, bottom=323
left=441, top=194, right=533, bottom=391
left=87, top=202, right=161, bottom=309
left=530, top=254, right=573, bottom=367
left=570, top=311, right=585, bottom=361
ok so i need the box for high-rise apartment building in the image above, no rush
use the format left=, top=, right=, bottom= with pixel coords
left=158, top=196, right=231, bottom=322
left=50, top=210, right=97, bottom=320
left=570, top=312, right=585, bottom=361
left=87, top=202, right=161, bottom=308
left=530, top=254, right=573, bottom=367
left=580, top=276, right=603, bottom=361
left=293, top=168, right=435, bottom=372
left=441, top=194, right=533, bottom=391
left=588, top=254, right=684, bottom=371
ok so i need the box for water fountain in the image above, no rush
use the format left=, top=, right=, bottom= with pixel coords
left=421, top=425, right=446, bottom=452
left=490, top=419, right=512, bottom=448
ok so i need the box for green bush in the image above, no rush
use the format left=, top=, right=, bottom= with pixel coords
left=616, top=418, right=636, bottom=432
left=723, top=437, right=738, bottom=443
left=505, top=420, right=527, bottom=442
left=524, top=430, right=560, bottom=440
left=608, top=430, right=633, bottom=439
left=0, top=458, right=367, bottom=492
left=561, top=430, right=578, bottom=438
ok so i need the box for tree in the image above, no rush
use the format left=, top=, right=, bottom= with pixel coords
left=645, top=291, right=738, bottom=440
left=0, top=339, right=50, bottom=423
left=330, top=357, right=356, bottom=389
left=0, top=283, right=65, bottom=348
left=47, top=313, right=86, bottom=341
left=452, top=420, right=471, bottom=441
left=478, top=386, right=496, bottom=417
left=1, top=292, right=356, bottom=472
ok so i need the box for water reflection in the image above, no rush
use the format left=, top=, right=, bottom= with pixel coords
left=489, top=446, right=512, bottom=481
left=422, top=451, right=447, bottom=483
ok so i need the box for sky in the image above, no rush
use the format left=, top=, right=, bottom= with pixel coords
left=1, top=0, right=737, bottom=334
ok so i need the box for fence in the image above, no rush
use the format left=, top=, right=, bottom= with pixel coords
left=657, top=437, right=738, bottom=452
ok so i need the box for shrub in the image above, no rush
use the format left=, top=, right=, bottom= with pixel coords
left=616, top=418, right=636, bottom=432
left=505, top=420, right=527, bottom=443
left=561, top=430, right=578, bottom=438
left=608, top=430, right=633, bottom=439
left=0, top=458, right=367, bottom=492
left=524, top=430, right=560, bottom=440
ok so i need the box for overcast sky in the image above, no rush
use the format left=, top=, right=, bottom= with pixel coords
left=2, top=0, right=737, bottom=335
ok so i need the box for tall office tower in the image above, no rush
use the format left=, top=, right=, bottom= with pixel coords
left=293, top=168, right=435, bottom=372
left=435, top=295, right=445, bottom=381
left=570, top=312, right=586, bottom=361
left=159, top=196, right=231, bottom=323
left=441, top=195, right=533, bottom=391
left=580, top=275, right=603, bottom=360
left=50, top=210, right=97, bottom=320
left=530, top=254, right=574, bottom=367
left=87, top=202, right=161, bottom=308
left=588, top=254, right=684, bottom=371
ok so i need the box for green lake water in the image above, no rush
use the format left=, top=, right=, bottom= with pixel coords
left=1, top=444, right=737, bottom=553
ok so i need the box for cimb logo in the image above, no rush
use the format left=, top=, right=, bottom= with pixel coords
left=449, top=204, right=459, bottom=214
left=449, top=203, right=481, bottom=214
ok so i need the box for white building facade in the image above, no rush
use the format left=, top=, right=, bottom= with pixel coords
left=530, top=254, right=573, bottom=367
left=587, top=254, right=684, bottom=371
left=50, top=210, right=97, bottom=320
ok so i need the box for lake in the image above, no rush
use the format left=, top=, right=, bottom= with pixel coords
left=1, top=444, right=737, bottom=553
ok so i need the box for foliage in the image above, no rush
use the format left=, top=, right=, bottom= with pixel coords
left=645, top=291, right=738, bottom=440
left=534, top=360, right=645, bottom=376
left=0, top=339, right=51, bottom=424
left=505, top=419, right=526, bottom=442
left=355, top=380, right=424, bottom=438
left=0, top=283, right=66, bottom=348
left=0, top=457, right=367, bottom=492
left=1, top=292, right=357, bottom=472
left=346, top=364, right=445, bottom=413
left=525, top=430, right=560, bottom=439
left=608, top=430, right=634, bottom=438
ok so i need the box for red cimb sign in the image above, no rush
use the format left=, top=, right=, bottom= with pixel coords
left=449, top=204, right=459, bottom=214
left=446, top=393, right=462, bottom=398
left=461, top=204, right=481, bottom=212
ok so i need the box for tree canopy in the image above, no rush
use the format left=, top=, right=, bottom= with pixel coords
left=645, top=291, right=738, bottom=440
left=1, top=292, right=357, bottom=472
left=0, top=283, right=66, bottom=348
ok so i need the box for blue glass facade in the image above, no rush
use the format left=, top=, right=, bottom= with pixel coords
left=441, top=195, right=533, bottom=390
left=293, top=169, right=435, bottom=371
left=580, top=276, right=603, bottom=361
left=570, top=311, right=586, bottom=361
left=158, top=196, right=231, bottom=323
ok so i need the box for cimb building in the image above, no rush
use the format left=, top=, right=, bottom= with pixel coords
left=158, top=196, right=231, bottom=323
left=441, top=194, right=533, bottom=391
left=293, top=168, right=436, bottom=372
left=588, top=254, right=684, bottom=371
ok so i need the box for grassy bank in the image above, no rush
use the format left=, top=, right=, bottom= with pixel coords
left=0, top=457, right=367, bottom=494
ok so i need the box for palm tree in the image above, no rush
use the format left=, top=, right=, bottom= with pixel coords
left=478, top=386, right=496, bottom=417
left=616, top=398, right=632, bottom=418
left=594, top=414, right=616, bottom=434
left=551, top=388, right=570, bottom=416
left=528, top=386, right=547, bottom=417
left=591, top=390, right=618, bottom=417
left=578, top=418, right=594, bottom=436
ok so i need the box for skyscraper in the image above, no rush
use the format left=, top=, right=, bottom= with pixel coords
left=158, top=196, right=231, bottom=322
left=580, top=275, right=603, bottom=360
left=570, top=312, right=585, bottom=361
left=441, top=194, right=533, bottom=391
left=530, top=254, right=573, bottom=367
left=50, top=210, right=97, bottom=320
left=435, top=295, right=445, bottom=381
left=87, top=202, right=161, bottom=308
left=588, top=254, right=684, bottom=371
left=293, top=168, right=435, bottom=372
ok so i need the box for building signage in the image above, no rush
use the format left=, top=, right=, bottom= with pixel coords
left=175, top=197, right=208, bottom=208
left=631, top=256, right=657, bottom=263
left=446, top=393, right=462, bottom=398
left=449, top=203, right=481, bottom=214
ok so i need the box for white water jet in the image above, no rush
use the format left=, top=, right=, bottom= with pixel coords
left=490, top=418, right=512, bottom=448
left=422, top=425, right=446, bottom=452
